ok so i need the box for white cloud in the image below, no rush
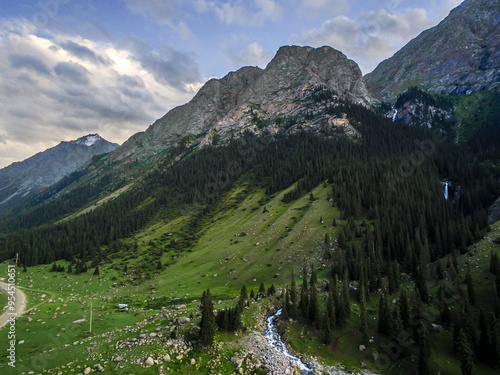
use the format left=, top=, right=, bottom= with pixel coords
left=292, top=8, right=435, bottom=74
left=221, top=34, right=273, bottom=69
left=194, top=0, right=284, bottom=26
left=0, top=19, right=204, bottom=168
left=124, top=0, right=195, bottom=40
left=298, top=0, right=350, bottom=19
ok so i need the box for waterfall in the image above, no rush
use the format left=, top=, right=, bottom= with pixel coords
left=392, top=106, right=398, bottom=122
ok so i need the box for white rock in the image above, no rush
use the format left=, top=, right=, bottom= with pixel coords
left=145, top=357, right=154, bottom=367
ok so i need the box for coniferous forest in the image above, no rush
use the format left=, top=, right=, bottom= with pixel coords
left=1, top=92, right=499, bottom=373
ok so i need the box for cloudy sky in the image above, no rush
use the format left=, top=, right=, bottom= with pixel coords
left=0, top=0, right=463, bottom=168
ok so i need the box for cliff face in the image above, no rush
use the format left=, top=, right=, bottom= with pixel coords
left=365, top=0, right=500, bottom=101
left=104, top=46, right=374, bottom=169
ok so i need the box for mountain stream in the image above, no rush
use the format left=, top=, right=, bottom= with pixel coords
left=265, top=309, right=312, bottom=374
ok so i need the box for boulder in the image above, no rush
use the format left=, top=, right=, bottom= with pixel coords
left=93, top=364, right=103, bottom=372
left=359, top=344, right=366, bottom=351
left=432, top=324, right=445, bottom=333
left=83, top=367, right=92, bottom=375
left=163, top=354, right=171, bottom=362
left=174, top=317, right=190, bottom=325
left=231, top=357, right=243, bottom=366
left=145, top=357, right=155, bottom=367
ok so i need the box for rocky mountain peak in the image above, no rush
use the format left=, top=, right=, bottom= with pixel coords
left=365, top=0, right=500, bottom=100
left=0, top=134, right=119, bottom=214
left=105, top=45, right=374, bottom=170
left=73, top=134, right=103, bottom=147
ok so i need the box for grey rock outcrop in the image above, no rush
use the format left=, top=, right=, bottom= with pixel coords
left=103, top=46, right=374, bottom=171
left=366, top=0, right=500, bottom=100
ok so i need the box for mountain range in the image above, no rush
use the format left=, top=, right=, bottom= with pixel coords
left=0, top=1, right=499, bottom=373
left=0, top=134, right=118, bottom=215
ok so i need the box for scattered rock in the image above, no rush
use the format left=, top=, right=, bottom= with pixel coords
left=174, top=317, right=190, bottom=325
left=83, top=367, right=91, bottom=375
left=190, top=358, right=196, bottom=365
left=359, top=345, right=366, bottom=352
left=145, top=357, right=155, bottom=367
left=163, top=354, right=171, bottom=362
left=231, top=357, right=243, bottom=366
left=93, top=364, right=103, bottom=372
left=432, top=324, right=445, bottom=333
left=111, top=355, right=123, bottom=362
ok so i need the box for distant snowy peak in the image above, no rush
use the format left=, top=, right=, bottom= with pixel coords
left=75, top=134, right=102, bottom=147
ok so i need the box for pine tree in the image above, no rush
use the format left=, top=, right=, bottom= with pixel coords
left=478, top=308, right=491, bottom=362
left=417, top=322, right=431, bottom=375
left=378, top=293, right=390, bottom=336
left=309, top=282, right=320, bottom=324
left=323, top=315, right=333, bottom=345
left=200, top=289, right=216, bottom=347
left=290, top=269, right=298, bottom=319
left=327, top=284, right=335, bottom=330
left=456, top=328, right=475, bottom=375
left=465, top=268, right=476, bottom=305
left=360, top=284, right=368, bottom=340
left=299, top=266, right=309, bottom=317
left=259, top=282, right=266, bottom=296
left=239, top=285, right=248, bottom=309
left=342, top=273, right=351, bottom=320
left=398, top=290, right=410, bottom=329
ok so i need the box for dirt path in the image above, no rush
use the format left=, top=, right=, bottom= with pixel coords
left=0, top=281, right=27, bottom=329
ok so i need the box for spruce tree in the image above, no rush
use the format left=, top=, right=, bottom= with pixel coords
left=399, top=290, right=410, bottom=329
left=299, top=266, right=309, bottom=317
left=327, top=284, right=335, bottom=330
left=360, top=284, right=368, bottom=340
left=378, top=293, right=390, bottom=336
left=309, top=282, right=320, bottom=325
left=342, top=273, right=351, bottom=320
left=200, top=289, right=216, bottom=347
left=290, top=268, right=298, bottom=318
left=478, top=308, right=491, bottom=362
left=417, top=322, right=431, bottom=375
left=323, top=315, right=333, bottom=345
left=259, top=282, right=266, bottom=296
left=456, top=328, right=475, bottom=375
left=465, top=269, right=476, bottom=305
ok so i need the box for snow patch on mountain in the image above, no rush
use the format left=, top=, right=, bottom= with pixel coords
left=77, top=134, right=101, bottom=147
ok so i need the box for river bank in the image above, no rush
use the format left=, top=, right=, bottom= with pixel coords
left=242, top=307, right=378, bottom=375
